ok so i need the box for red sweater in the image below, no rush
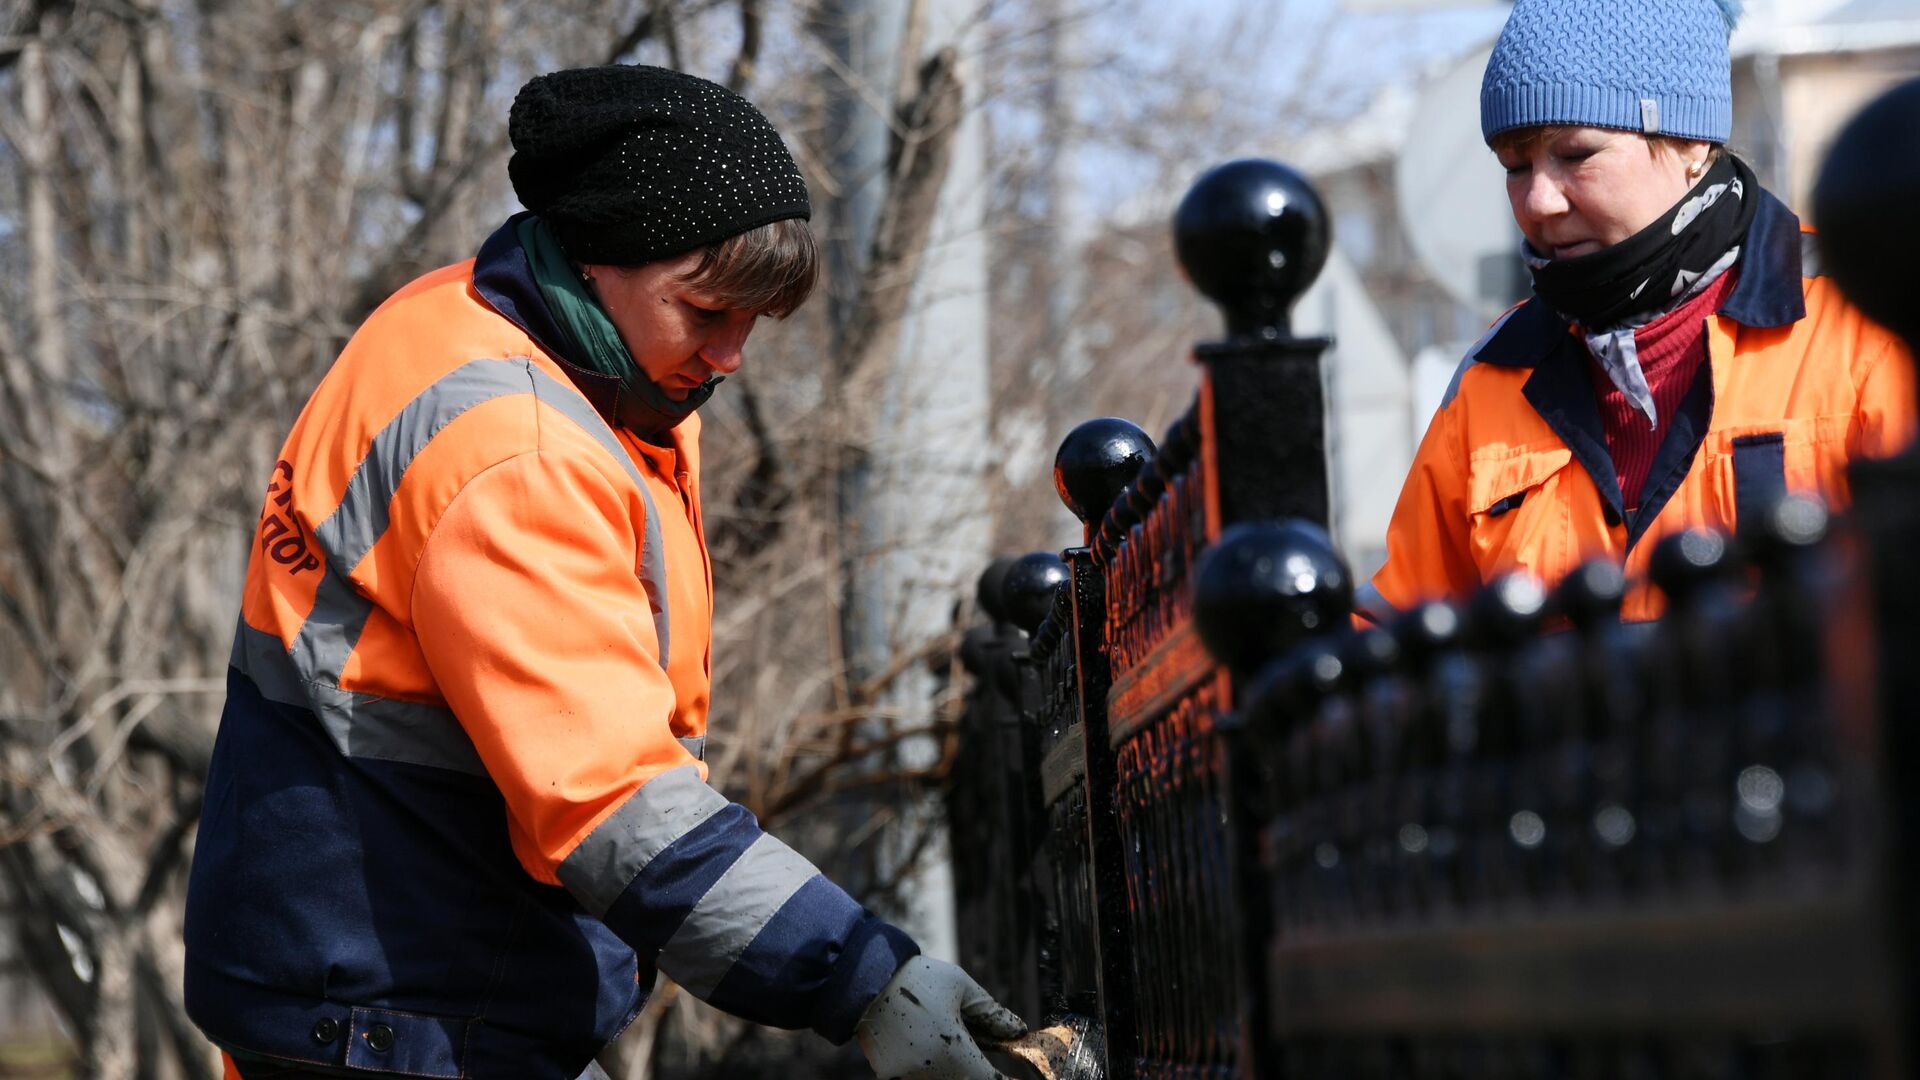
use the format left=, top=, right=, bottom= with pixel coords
left=1586, top=269, right=1740, bottom=510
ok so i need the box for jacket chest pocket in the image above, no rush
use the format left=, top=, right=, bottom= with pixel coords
left=1704, top=416, right=1852, bottom=530
left=1466, top=446, right=1575, bottom=579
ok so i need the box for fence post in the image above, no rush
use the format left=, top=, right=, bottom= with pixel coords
left=1193, top=520, right=1355, bottom=1074
left=953, top=556, right=1045, bottom=1022
left=1174, top=159, right=1340, bottom=1075
left=1174, top=159, right=1333, bottom=530
left=1053, top=417, right=1157, bottom=1079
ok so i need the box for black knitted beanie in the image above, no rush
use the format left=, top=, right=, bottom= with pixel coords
left=508, top=65, right=811, bottom=265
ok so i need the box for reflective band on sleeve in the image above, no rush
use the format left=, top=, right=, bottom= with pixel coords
left=656, top=833, right=822, bottom=999
left=234, top=356, right=675, bottom=775
left=556, top=765, right=731, bottom=916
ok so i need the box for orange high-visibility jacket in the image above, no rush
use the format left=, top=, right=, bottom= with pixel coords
left=1360, top=191, right=1915, bottom=624
left=185, top=220, right=913, bottom=1077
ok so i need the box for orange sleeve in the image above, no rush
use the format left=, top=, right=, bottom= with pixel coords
left=1360, top=398, right=1481, bottom=622
left=410, top=448, right=700, bottom=885
left=1853, top=334, right=1917, bottom=461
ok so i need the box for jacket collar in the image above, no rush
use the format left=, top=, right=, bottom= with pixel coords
left=1716, top=187, right=1807, bottom=328
left=1474, top=187, right=1807, bottom=369
left=471, top=213, right=629, bottom=426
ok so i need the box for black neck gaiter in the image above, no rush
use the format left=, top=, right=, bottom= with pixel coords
left=1525, top=153, right=1759, bottom=330
left=614, top=374, right=720, bottom=445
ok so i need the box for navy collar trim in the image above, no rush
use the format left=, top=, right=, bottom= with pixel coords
left=471, top=214, right=627, bottom=423
left=1473, top=188, right=1808, bottom=370
left=1717, top=188, right=1806, bottom=328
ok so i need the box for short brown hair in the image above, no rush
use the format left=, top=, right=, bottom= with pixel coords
left=674, top=217, right=819, bottom=319
left=1488, top=124, right=1719, bottom=164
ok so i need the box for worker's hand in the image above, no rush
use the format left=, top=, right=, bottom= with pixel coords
left=855, top=955, right=1027, bottom=1080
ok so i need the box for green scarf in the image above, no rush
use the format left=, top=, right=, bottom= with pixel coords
left=515, top=214, right=714, bottom=438
left=516, top=214, right=639, bottom=384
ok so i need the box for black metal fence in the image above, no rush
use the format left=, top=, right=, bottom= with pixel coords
left=950, top=80, right=1920, bottom=1080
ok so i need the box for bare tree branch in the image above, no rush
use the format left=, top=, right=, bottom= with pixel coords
left=727, top=0, right=761, bottom=92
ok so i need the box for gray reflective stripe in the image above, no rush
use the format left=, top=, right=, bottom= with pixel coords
left=306, top=681, right=482, bottom=773
left=678, top=735, right=706, bottom=760
left=522, top=366, right=672, bottom=668
left=1443, top=306, right=1524, bottom=409
left=657, top=832, right=821, bottom=998
left=232, top=619, right=485, bottom=775
left=233, top=355, right=674, bottom=775
left=557, top=765, right=730, bottom=916
left=290, top=359, right=670, bottom=679
left=232, top=617, right=306, bottom=710
left=291, top=361, right=534, bottom=685
left=1353, top=582, right=1402, bottom=626
left=289, top=568, right=382, bottom=710
left=320, top=362, right=539, bottom=587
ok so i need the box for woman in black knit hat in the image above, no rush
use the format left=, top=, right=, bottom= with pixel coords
left=183, top=64, right=1022, bottom=1080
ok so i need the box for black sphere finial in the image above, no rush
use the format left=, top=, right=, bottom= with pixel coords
left=1001, top=551, right=1071, bottom=635
left=977, top=556, right=1019, bottom=625
left=1192, top=519, right=1352, bottom=674
left=1054, top=418, right=1157, bottom=525
left=1647, top=527, right=1734, bottom=610
left=1748, top=493, right=1830, bottom=570
left=1390, top=601, right=1464, bottom=670
left=1468, top=572, right=1549, bottom=650
left=1551, top=560, right=1627, bottom=634
left=1173, top=159, right=1331, bottom=342
left=1814, top=77, right=1920, bottom=354
left=1245, top=639, right=1349, bottom=728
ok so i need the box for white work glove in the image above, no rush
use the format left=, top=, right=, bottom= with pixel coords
left=855, top=955, right=1027, bottom=1080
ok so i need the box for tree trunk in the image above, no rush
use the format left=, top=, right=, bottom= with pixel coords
left=817, top=0, right=989, bottom=961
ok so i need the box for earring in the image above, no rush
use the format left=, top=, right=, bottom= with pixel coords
left=1688, top=158, right=1707, bottom=179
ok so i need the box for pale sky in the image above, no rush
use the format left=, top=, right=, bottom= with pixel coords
left=1068, top=0, right=1511, bottom=220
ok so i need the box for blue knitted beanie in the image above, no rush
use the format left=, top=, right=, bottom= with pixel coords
left=1481, top=0, right=1741, bottom=144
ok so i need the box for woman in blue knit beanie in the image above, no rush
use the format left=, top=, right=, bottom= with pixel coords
left=1358, top=0, right=1916, bottom=624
